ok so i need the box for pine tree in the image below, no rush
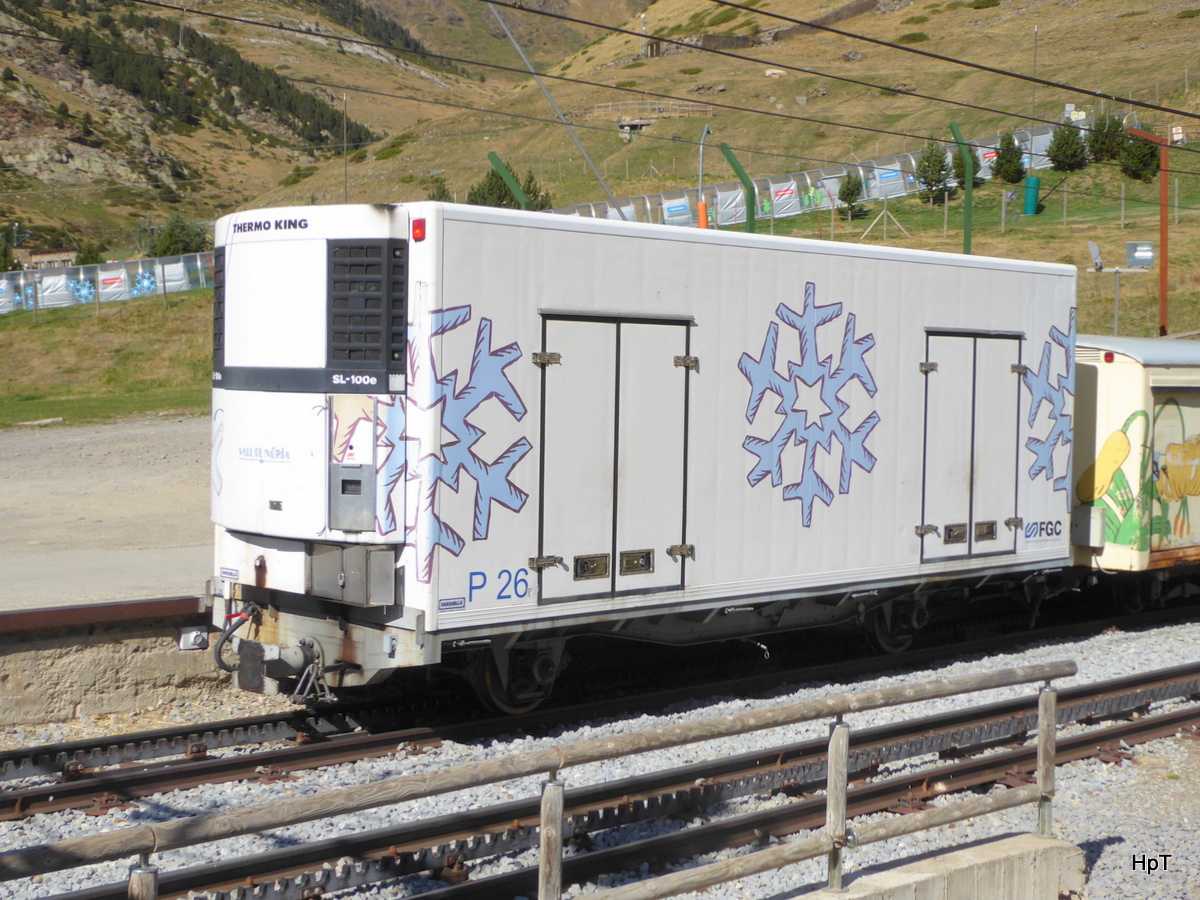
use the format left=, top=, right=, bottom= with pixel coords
left=148, top=213, right=209, bottom=255
left=838, top=173, right=864, bottom=220
left=1119, top=137, right=1159, bottom=182
left=951, top=143, right=982, bottom=188
left=425, top=176, right=452, bottom=202
left=1047, top=126, right=1088, bottom=172
left=992, top=132, right=1026, bottom=184
left=466, top=162, right=552, bottom=210
left=1087, top=114, right=1126, bottom=162
left=915, top=138, right=954, bottom=203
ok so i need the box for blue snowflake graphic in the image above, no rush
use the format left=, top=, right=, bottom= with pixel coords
left=1022, top=308, right=1075, bottom=492
left=738, top=281, right=880, bottom=526
left=131, top=271, right=157, bottom=297
left=69, top=279, right=96, bottom=305
left=382, top=305, right=531, bottom=583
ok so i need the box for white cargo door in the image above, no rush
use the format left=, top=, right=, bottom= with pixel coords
left=971, top=338, right=1020, bottom=556
left=919, top=334, right=1020, bottom=562
left=539, top=320, right=617, bottom=602
left=615, top=323, right=688, bottom=593
left=538, top=318, right=690, bottom=602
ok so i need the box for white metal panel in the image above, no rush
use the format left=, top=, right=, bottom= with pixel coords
left=971, top=338, right=1020, bottom=554
left=223, top=240, right=327, bottom=368
left=539, top=320, right=617, bottom=601
left=921, top=336, right=974, bottom=561
left=211, top=388, right=328, bottom=538
left=615, top=323, right=688, bottom=592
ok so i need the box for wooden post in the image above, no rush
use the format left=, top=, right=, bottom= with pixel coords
left=1037, top=686, right=1056, bottom=838
left=825, top=721, right=850, bottom=892
left=538, top=777, right=565, bottom=900
left=127, top=856, right=158, bottom=900
left=588, top=785, right=1039, bottom=900
left=0, top=661, right=1076, bottom=882
left=942, top=192, right=948, bottom=237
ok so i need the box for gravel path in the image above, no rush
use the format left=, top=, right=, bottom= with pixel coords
left=0, top=415, right=212, bottom=609
left=4, top=620, right=1199, bottom=899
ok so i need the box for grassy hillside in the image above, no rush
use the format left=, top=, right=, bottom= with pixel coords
left=0, top=289, right=212, bottom=426
left=264, top=0, right=1200, bottom=209
left=4, top=163, right=1200, bottom=429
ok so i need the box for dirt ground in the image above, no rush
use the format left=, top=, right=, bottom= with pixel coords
left=0, top=413, right=211, bottom=553
left=0, top=414, right=298, bottom=738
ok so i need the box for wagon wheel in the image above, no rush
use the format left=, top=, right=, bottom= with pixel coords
left=864, top=605, right=916, bottom=654
left=470, top=653, right=550, bottom=716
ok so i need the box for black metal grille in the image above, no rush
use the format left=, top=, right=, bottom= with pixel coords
left=329, top=242, right=384, bottom=365
left=212, top=247, right=225, bottom=368
left=328, top=240, right=407, bottom=374
left=388, top=241, right=408, bottom=374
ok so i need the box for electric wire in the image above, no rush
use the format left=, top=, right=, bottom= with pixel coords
left=90, top=3, right=1200, bottom=181
left=464, top=0, right=1197, bottom=133
left=700, top=0, right=1200, bottom=121
left=0, top=8, right=1194, bottom=210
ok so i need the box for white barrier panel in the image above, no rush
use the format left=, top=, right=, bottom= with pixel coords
left=660, top=196, right=692, bottom=226
left=0, top=252, right=213, bottom=315
left=768, top=181, right=801, bottom=218
left=715, top=187, right=747, bottom=225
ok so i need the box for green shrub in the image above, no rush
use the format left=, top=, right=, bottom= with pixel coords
left=622, top=61, right=645, bottom=69
left=968, top=0, right=999, bottom=8
left=374, top=133, right=416, bottom=161
left=896, top=32, right=931, bottom=43
left=1179, top=8, right=1200, bottom=17
left=679, top=67, right=702, bottom=75
left=278, top=165, right=317, bottom=187
left=901, top=15, right=929, bottom=24
left=707, top=8, right=739, bottom=26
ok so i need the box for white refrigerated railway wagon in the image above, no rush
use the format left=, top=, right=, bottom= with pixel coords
left=210, top=202, right=1076, bottom=709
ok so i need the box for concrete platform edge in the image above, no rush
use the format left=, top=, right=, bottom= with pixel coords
left=811, top=833, right=1085, bottom=900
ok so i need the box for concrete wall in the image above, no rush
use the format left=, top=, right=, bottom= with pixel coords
left=826, top=834, right=1085, bottom=899
left=0, top=621, right=228, bottom=727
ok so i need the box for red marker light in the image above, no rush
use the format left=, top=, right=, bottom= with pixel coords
left=1103, top=351, right=1114, bottom=363
left=412, top=218, right=426, bottom=242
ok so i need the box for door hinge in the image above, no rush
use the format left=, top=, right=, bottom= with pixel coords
left=1004, top=516, right=1024, bottom=530
left=673, top=355, right=699, bottom=370
left=914, top=524, right=940, bottom=538
left=1010, top=364, right=1029, bottom=376
left=666, top=544, right=695, bottom=560
left=528, top=555, right=563, bottom=571
left=918, top=361, right=938, bottom=374
left=531, top=352, right=562, bottom=367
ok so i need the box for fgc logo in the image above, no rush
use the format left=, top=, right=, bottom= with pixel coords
left=1025, top=520, right=1063, bottom=540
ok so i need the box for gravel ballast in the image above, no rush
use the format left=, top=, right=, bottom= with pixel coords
left=4, top=620, right=1199, bottom=899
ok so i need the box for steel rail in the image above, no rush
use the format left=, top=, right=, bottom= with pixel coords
left=30, top=669, right=1200, bottom=899
left=5, top=659, right=1200, bottom=821
left=6, top=602, right=1196, bottom=783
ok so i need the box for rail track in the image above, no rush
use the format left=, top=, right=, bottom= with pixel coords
left=6, top=602, right=1195, bottom=788
left=15, top=661, right=1200, bottom=900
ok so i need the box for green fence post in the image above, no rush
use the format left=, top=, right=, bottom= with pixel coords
left=718, top=143, right=757, bottom=234
left=949, top=123, right=973, bottom=255
left=487, top=152, right=530, bottom=210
